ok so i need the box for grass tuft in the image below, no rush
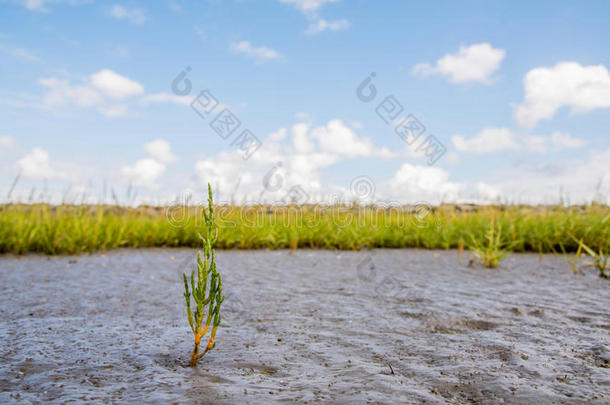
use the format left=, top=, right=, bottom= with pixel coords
left=572, top=237, right=609, bottom=279
left=467, top=220, right=515, bottom=269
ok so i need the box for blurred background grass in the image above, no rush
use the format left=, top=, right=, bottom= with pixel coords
left=0, top=203, right=608, bottom=255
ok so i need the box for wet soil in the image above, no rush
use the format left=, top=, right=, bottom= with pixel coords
left=0, top=249, right=608, bottom=404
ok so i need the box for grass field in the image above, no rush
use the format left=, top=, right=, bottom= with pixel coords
left=0, top=203, right=608, bottom=255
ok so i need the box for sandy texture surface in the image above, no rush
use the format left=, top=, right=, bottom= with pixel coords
left=0, top=249, right=608, bottom=404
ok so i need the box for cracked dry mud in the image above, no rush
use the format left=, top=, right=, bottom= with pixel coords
left=0, top=249, right=609, bottom=404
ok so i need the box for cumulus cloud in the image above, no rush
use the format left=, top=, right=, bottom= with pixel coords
left=311, top=119, right=377, bottom=157
left=413, top=43, right=505, bottom=84
left=452, top=127, right=587, bottom=154
left=192, top=119, right=397, bottom=200
left=513, top=62, right=610, bottom=127
left=90, top=69, right=143, bottom=99
left=107, top=4, right=147, bottom=24
left=121, top=158, right=165, bottom=189
left=143, top=139, right=178, bottom=164
left=475, top=148, right=610, bottom=204
left=16, top=147, right=74, bottom=180
left=39, top=77, right=103, bottom=107
left=476, top=182, right=502, bottom=202
left=550, top=131, right=588, bottom=149
left=38, top=69, right=143, bottom=116
left=292, top=123, right=315, bottom=153
left=121, top=139, right=178, bottom=189
left=381, top=163, right=462, bottom=203
left=452, top=127, right=519, bottom=154
left=18, top=148, right=53, bottom=179
left=36, top=68, right=216, bottom=117
left=194, top=122, right=337, bottom=198
left=230, top=41, right=281, bottom=64
left=184, top=119, right=595, bottom=204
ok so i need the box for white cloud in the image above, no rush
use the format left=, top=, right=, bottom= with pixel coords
left=18, top=148, right=52, bottom=179
left=381, top=163, right=462, bottom=203
left=0, top=136, right=16, bottom=149
left=268, top=127, right=287, bottom=142
left=38, top=69, right=143, bottom=116
left=144, top=139, right=177, bottom=164
left=194, top=122, right=338, bottom=198
left=90, top=69, right=144, bottom=99
left=305, top=18, right=349, bottom=34
left=476, top=181, right=502, bottom=201
left=194, top=154, right=257, bottom=199
left=452, top=127, right=519, bottom=154
left=522, top=134, right=548, bottom=154
left=97, top=104, right=127, bottom=117
left=120, top=140, right=178, bottom=189
left=513, top=62, right=610, bottom=127
left=452, top=127, right=587, bottom=154
left=16, top=147, right=73, bottom=180
left=476, top=148, right=610, bottom=204
left=107, top=4, right=147, bottom=24
left=121, top=158, right=165, bottom=189
left=140, top=92, right=192, bottom=106
left=230, top=41, right=281, bottom=64
left=292, top=123, right=315, bottom=153
left=413, top=43, right=505, bottom=84
left=550, top=131, right=588, bottom=148
left=278, top=0, right=348, bottom=35
left=192, top=119, right=398, bottom=201
left=311, top=119, right=375, bottom=157
left=278, top=0, right=340, bottom=14
left=39, top=77, right=102, bottom=107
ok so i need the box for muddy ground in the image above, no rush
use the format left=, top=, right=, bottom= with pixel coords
left=0, top=249, right=608, bottom=404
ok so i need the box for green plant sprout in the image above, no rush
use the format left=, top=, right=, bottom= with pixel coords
left=553, top=240, right=584, bottom=275
left=467, top=220, right=514, bottom=269
left=572, top=237, right=609, bottom=279
left=183, top=184, right=225, bottom=366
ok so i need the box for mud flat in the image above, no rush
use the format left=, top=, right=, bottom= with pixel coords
left=0, top=249, right=608, bottom=404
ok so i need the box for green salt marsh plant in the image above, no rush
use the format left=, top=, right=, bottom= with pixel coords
left=572, top=237, right=609, bottom=279
left=467, top=220, right=513, bottom=269
left=183, top=184, right=225, bottom=366
left=553, top=240, right=584, bottom=275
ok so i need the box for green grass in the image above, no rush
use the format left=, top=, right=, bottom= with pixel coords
left=466, top=220, right=516, bottom=268
left=0, top=202, right=608, bottom=256
left=571, top=237, right=609, bottom=279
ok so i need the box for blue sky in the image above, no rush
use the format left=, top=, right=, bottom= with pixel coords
left=1, top=0, right=609, bottom=205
